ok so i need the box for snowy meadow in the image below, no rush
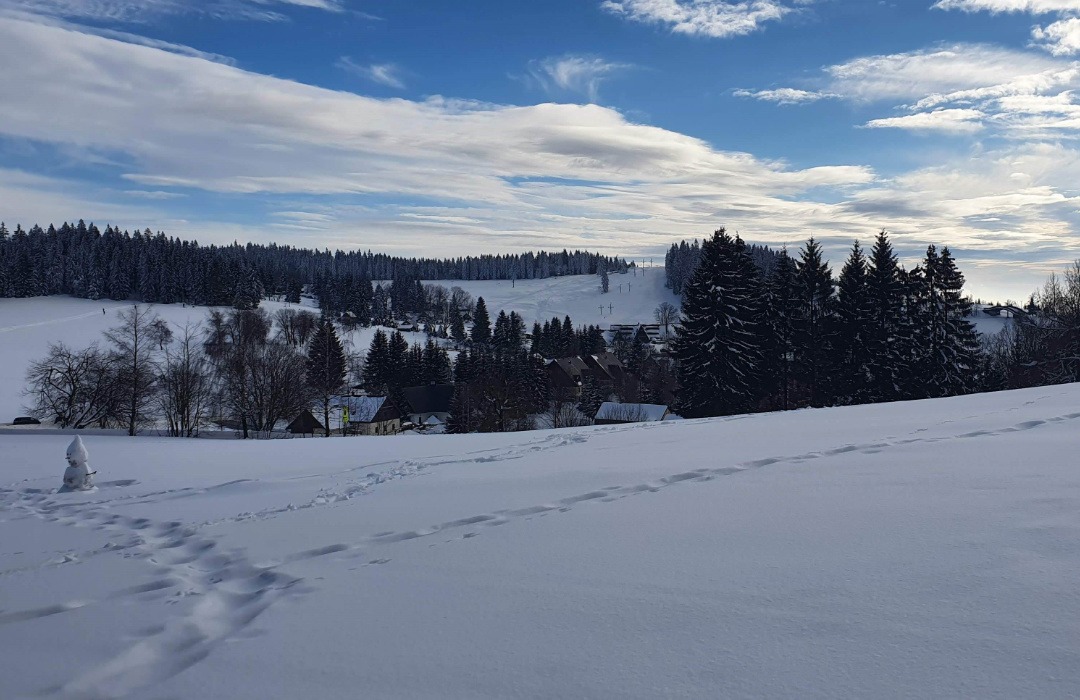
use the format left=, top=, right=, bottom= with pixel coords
left=2, top=384, right=1080, bottom=698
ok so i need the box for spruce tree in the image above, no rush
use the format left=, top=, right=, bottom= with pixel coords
left=577, top=376, right=604, bottom=419
left=362, top=329, right=392, bottom=394
left=762, top=249, right=799, bottom=410
left=865, top=230, right=905, bottom=401
left=795, top=238, right=835, bottom=407
left=306, top=320, right=347, bottom=437
left=673, top=229, right=763, bottom=418
left=450, top=306, right=467, bottom=343
left=530, top=322, right=544, bottom=355
left=834, top=240, right=872, bottom=404
left=471, top=297, right=492, bottom=344
left=492, top=310, right=511, bottom=349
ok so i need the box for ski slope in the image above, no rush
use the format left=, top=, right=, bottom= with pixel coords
left=416, top=268, right=678, bottom=326
left=2, top=384, right=1080, bottom=698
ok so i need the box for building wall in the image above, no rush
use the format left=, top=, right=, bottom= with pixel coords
left=352, top=419, right=401, bottom=436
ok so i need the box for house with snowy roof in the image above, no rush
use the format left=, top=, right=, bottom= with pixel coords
left=334, top=396, right=402, bottom=436
left=593, top=402, right=670, bottom=425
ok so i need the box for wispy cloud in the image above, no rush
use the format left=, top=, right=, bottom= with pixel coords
left=933, top=0, right=1080, bottom=14
left=600, top=0, right=806, bottom=39
left=739, top=43, right=1080, bottom=139
left=527, top=55, right=634, bottom=102
left=864, top=108, right=986, bottom=132
left=0, top=0, right=344, bottom=23
left=733, top=87, right=834, bottom=104
left=337, top=58, right=406, bottom=89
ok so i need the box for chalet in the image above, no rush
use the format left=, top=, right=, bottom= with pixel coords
left=401, top=384, right=454, bottom=425
left=593, top=402, right=670, bottom=425
left=339, top=396, right=401, bottom=436
left=585, top=352, right=625, bottom=387
left=286, top=410, right=324, bottom=436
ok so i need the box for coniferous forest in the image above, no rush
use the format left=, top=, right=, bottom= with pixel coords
left=668, top=229, right=1080, bottom=416
left=0, top=220, right=626, bottom=310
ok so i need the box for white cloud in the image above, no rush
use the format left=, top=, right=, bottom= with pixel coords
left=933, top=0, right=1080, bottom=14
left=1033, top=17, right=1080, bottom=55
left=733, top=87, right=834, bottom=104
left=527, top=55, right=633, bottom=102
left=740, top=44, right=1080, bottom=137
left=864, top=108, right=986, bottom=132
left=826, top=45, right=1064, bottom=102
left=600, top=0, right=804, bottom=39
left=337, top=58, right=406, bottom=89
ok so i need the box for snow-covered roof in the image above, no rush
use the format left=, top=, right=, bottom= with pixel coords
left=333, top=396, right=392, bottom=423
left=594, top=402, right=669, bottom=422
left=423, top=415, right=444, bottom=426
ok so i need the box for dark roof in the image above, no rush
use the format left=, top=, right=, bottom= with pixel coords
left=287, top=410, right=324, bottom=434
left=402, top=384, right=454, bottom=415
left=545, top=362, right=580, bottom=389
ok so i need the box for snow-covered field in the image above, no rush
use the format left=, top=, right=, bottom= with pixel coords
left=0, top=297, right=428, bottom=423
left=2, top=384, right=1080, bottom=698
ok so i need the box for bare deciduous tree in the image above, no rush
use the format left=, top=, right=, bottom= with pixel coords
left=105, top=306, right=167, bottom=436
left=23, top=343, right=120, bottom=429
left=654, top=302, right=678, bottom=337
left=159, top=322, right=212, bottom=437
left=274, top=308, right=319, bottom=348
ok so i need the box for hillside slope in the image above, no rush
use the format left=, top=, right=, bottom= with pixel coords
left=2, top=385, right=1079, bottom=698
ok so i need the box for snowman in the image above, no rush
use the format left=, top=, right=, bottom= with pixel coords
left=61, top=436, right=96, bottom=491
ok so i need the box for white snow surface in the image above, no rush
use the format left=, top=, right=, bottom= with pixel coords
left=3, top=384, right=1080, bottom=698
left=416, top=269, right=677, bottom=326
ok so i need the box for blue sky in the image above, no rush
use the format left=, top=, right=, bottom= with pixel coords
left=2, top=0, right=1080, bottom=300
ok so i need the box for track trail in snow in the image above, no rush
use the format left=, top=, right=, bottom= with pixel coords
left=0, top=309, right=104, bottom=334
left=0, top=485, right=308, bottom=699
left=3, top=404, right=1078, bottom=698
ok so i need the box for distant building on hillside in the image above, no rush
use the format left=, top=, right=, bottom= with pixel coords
left=401, top=384, right=454, bottom=426
left=593, top=402, right=670, bottom=425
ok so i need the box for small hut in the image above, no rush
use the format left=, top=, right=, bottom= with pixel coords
left=287, top=409, right=324, bottom=436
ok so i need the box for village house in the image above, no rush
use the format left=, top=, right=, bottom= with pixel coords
left=338, top=396, right=402, bottom=436
left=401, top=384, right=454, bottom=427
left=286, top=409, right=324, bottom=436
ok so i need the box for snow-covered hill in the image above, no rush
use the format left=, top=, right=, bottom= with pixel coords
left=2, top=385, right=1080, bottom=698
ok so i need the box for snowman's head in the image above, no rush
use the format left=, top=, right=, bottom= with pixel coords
left=67, top=456, right=79, bottom=467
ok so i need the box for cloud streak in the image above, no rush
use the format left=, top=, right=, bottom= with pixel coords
left=337, top=58, right=406, bottom=89
left=0, top=0, right=343, bottom=23
left=527, top=55, right=634, bottom=102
